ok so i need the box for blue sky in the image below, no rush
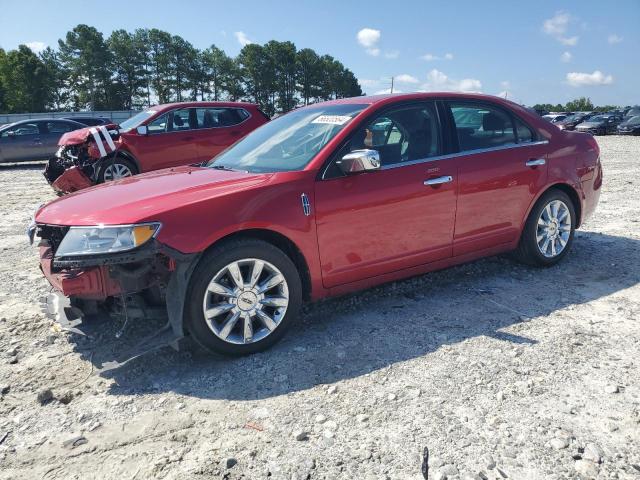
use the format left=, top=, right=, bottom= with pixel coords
left=0, top=0, right=637, bottom=106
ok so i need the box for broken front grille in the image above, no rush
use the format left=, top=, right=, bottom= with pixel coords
left=37, top=225, right=70, bottom=255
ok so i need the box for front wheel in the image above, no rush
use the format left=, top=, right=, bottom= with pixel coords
left=185, top=238, right=302, bottom=356
left=515, top=189, right=576, bottom=267
left=98, top=157, right=137, bottom=183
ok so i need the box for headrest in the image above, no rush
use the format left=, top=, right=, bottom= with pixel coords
left=173, top=115, right=184, bottom=127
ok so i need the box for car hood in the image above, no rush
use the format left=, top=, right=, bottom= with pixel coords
left=58, top=123, right=119, bottom=145
left=35, top=166, right=271, bottom=226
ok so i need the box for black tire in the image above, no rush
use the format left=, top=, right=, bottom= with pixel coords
left=185, top=238, right=302, bottom=356
left=514, top=189, right=576, bottom=267
left=97, top=156, right=138, bottom=183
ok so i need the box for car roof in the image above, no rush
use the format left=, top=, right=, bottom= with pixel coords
left=317, top=92, right=519, bottom=106
left=153, top=101, right=260, bottom=110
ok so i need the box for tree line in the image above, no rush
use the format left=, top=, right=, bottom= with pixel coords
left=532, top=97, right=626, bottom=113
left=0, top=24, right=362, bottom=116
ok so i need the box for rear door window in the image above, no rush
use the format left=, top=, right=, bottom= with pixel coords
left=195, top=108, right=248, bottom=128
left=514, top=117, right=535, bottom=143
left=448, top=102, right=516, bottom=152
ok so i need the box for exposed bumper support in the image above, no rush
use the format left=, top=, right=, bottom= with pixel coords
left=39, top=239, right=202, bottom=371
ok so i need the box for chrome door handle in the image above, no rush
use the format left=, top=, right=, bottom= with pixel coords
left=526, top=158, right=546, bottom=167
left=424, top=175, right=453, bottom=186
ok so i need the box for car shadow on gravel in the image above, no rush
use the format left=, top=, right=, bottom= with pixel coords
left=69, top=230, right=639, bottom=400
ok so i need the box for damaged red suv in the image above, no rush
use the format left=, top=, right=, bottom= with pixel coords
left=44, top=102, right=269, bottom=194
left=31, top=93, right=602, bottom=364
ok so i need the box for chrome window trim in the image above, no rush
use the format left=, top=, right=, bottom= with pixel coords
left=380, top=139, right=549, bottom=171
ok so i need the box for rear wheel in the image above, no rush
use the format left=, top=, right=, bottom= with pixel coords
left=515, top=189, right=576, bottom=266
left=185, top=238, right=302, bottom=356
left=98, top=157, right=137, bottom=183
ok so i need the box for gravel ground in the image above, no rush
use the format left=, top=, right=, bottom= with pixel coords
left=0, top=136, right=639, bottom=480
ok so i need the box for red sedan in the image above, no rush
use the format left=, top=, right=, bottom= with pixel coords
left=31, top=93, right=602, bottom=361
left=43, top=101, right=269, bottom=194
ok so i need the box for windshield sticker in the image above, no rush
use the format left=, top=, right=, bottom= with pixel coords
left=312, top=115, right=353, bottom=125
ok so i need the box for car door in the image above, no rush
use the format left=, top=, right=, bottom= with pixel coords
left=192, top=107, right=248, bottom=162
left=0, top=122, right=43, bottom=162
left=129, top=108, right=200, bottom=171
left=314, top=102, right=458, bottom=288
left=445, top=101, right=549, bottom=256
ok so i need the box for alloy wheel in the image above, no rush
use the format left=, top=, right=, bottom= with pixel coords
left=202, top=258, right=289, bottom=345
left=103, top=163, right=133, bottom=181
left=536, top=200, right=572, bottom=258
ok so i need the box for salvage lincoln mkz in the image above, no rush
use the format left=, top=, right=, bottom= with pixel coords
left=30, top=93, right=602, bottom=363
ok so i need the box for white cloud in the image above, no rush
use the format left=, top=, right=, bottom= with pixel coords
left=234, top=31, right=253, bottom=47
left=25, top=41, right=46, bottom=53
left=543, top=11, right=569, bottom=36
left=560, top=51, right=572, bottom=62
left=357, top=28, right=381, bottom=48
left=559, top=36, right=578, bottom=46
left=542, top=11, right=579, bottom=46
left=421, top=52, right=453, bottom=61
left=422, top=69, right=482, bottom=92
left=358, top=78, right=379, bottom=87
left=366, top=48, right=380, bottom=57
left=566, top=70, right=613, bottom=87
left=608, top=34, right=623, bottom=44
left=384, top=50, right=399, bottom=59
left=395, top=74, right=419, bottom=84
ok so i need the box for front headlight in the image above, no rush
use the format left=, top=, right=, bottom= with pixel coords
left=55, top=223, right=161, bottom=257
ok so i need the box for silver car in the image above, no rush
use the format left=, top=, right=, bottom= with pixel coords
left=0, top=119, right=85, bottom=163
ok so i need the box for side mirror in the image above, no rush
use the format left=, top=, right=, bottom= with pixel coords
left=6, top=131, right=16, bottom=138
left=136, top=125, right=148, bottom=135
left=336, top=149, right=381, bottom=175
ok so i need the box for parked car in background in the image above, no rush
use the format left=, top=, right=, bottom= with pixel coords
left=575, top=114, right=623, bottom=135
left=556, top=112, right=595, bottom=131
left=617, top=115, right=640, bottom=135
left=542, top=113, right=570, bottom=123
left=44, top=102, right=270, bottom=194
left=623, top=106, right=640, bottom=119
left=61, top=116, right=111, bottom=126
left=0, top=119, right=85, bottom=163
left=31, top=92, right=602, bottom=361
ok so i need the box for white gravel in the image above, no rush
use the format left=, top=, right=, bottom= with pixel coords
left=0, top=136, right=639, bottom=479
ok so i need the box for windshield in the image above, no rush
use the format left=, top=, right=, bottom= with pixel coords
left=119, top=109, right=157, bottom=131
left=623, top=115, right=640, bottom=125
left=208, top=104, right=367, bottom=173
left=563, top=114, right=584, bottom=123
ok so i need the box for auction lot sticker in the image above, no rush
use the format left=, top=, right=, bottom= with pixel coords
left=312, top=115, right=353, bottom=125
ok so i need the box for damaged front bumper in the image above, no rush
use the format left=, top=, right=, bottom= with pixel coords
left=44, top=126, right=120, bottom=194
left=44, top=152, right=98, bottom=195
left=35, top=227, right=201, bottom=370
